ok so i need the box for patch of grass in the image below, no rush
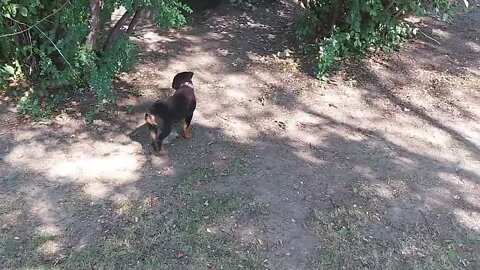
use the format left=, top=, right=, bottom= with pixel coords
left=61, top=165, right=266, bottom=269
left=307, top=205, right=480, bottom=269
left=319, top=249, right=339, bottom=268
left=85, top=107, right=101, bottom=124
left=178, top=166, right=216, bottom=195
left=0, top=231, right=60, bottom=269
left=32, top=233, right=56, bottom=248
left=1, top=164, right=266, bottom=270
left=124, top=105, right=135, bottom=114
left=293, top=87, right=305, bottom=96
left=257, top=91, right=277, bottom=106
left=221, top=157, right=247, bottom=176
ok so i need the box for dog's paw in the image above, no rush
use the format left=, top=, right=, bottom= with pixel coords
left=182, top=128, right=192, bottom=139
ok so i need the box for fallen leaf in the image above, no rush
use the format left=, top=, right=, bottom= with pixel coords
left=175, top=250, right=186, bottom=259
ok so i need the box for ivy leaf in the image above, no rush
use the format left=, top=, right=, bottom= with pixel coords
left=9, top=4, right=18, bottom=16
left=19, top=6, right=28, bottom=17
left=4, top=65, right=15, bottom=75
left=442, top=13, right=449, bottom=21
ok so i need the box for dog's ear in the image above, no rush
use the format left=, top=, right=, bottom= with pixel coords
left=145, top=113, right=156, bottom=126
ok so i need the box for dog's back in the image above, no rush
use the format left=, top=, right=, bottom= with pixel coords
left=170, top=85, right=195, bottom=119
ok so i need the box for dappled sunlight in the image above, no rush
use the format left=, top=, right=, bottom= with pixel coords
left=372, top=182, right=396, bottom=199
left=141, top=31, right=176, bottom=43
left=82, top=181, right=113, bottom=199
left=24, top=188, right=63, bottom=237
left=464, top=194, right=480, bottom=209
left=37, top=240, right=61, bottom=261
left=6, top=138, right=145, bottom=184
left=161, top=53, right=223, bottom=74
left=1, top=3, right=480, bottom=269
left=222, top=117, right=259, bottom=142
left=454, top=209, right=480, bottom=232
left=465, top=41, right=480, bottom=52
left=291, top=148, right=325, bottom=165
left=51, top=151, right=141, bottom=183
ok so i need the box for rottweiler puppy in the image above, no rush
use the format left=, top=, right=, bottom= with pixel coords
left=145, top=71, right=196, bottom=152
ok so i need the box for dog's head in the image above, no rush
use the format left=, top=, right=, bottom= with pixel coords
left=172, top=71, right=194, bottom=90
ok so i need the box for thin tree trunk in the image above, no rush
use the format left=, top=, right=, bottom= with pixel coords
left=86, top=0, right=102, bottom=49
left=126, top=6, right=145, bottom=34
left=102, top=10, right=132, bottom=51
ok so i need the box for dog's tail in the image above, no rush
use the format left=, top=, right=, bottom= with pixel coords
left=145, top=113, right=156, bottom=125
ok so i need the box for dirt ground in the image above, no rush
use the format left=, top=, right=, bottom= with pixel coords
left=1, top=2, right=479, bottom=269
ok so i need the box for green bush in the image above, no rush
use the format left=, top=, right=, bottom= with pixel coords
left=0, top=0, right=191, bottom=119
left=294, top=0, right=469, bottom=78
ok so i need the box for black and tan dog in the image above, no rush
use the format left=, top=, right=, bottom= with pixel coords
left=145, top=71, right=196, bottom=151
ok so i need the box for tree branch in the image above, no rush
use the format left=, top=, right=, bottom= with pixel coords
left=102, top=10, right=132, bottom=51
left=126, top=6, right=145, bottom=35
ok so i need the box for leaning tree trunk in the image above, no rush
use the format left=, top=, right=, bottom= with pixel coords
left=127, top=6, right=145, bottom=34
left=102, top=10, right=132, bottom=51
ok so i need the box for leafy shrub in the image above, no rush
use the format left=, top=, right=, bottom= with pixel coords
left=0, top=0, right=190, bottom=119
left=17, top=88, right=65, bottom=119
left=294, top=0, right=470, bottom=78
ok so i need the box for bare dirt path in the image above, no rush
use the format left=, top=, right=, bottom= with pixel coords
left=1, top=2, right=479, bottom=269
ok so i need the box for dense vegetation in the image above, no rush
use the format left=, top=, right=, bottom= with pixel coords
left=294, top=0, right=470, bottom=78
left=0, top=0, right=190, bottom=118
left=0, top=0, right=470, bottom=118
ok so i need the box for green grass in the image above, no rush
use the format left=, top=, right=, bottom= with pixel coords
left=0, top=165, right=266, bottom=270
left=221, top=158, right=247, bottom=176
left=307, top=205, right=479, bottom=270
left=64, top=166, right=264, bottom=269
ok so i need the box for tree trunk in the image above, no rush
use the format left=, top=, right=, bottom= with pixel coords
left=86, top=0, right=102, bottom=49
left=102, top=10, right=132, bottom=51
left=126, top=6, right=145, bottom=34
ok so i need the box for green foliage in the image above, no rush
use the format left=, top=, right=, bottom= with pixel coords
left=295, top=0, right=468, bottom=78
left=0, top=0, right=189, bottom=119
left=85, top=108, right=100, bottom=124
left=17, top=88, right=64, bottom=119
left=90, top=35, right=139, bottom=105
left=152, top=0, right=192, bottom=27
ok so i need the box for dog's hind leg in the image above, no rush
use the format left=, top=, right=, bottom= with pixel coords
left=156, top=122, right=172, bottom=150
left=150, top=128, right=160, bottom=151
left=182, top=113, right=193, bottom=139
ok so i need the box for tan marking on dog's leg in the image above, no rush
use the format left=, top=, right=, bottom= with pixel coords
left=182, top=119, right=192, bottom=139
left=150, top=129, right=160, bottom=151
